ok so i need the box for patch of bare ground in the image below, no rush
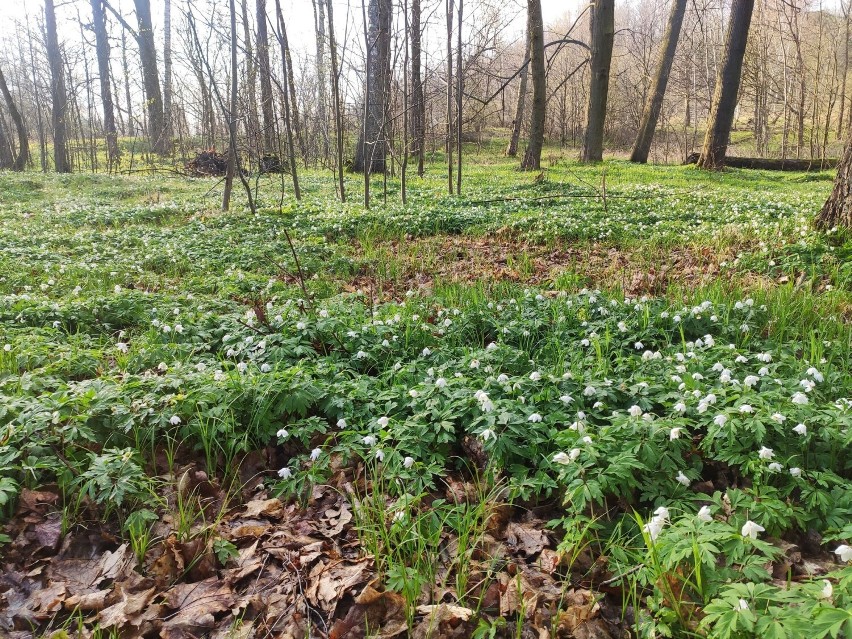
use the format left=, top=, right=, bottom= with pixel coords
left=346, top=235, right=741, bottom=300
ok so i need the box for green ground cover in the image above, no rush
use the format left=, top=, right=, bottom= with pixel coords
left=0, top=157, right=850, bottom=638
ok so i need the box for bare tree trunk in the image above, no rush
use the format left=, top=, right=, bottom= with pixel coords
left=91, top=0, right=121, bottom=167
left=133, top=0, right=168, bottom=154
left=402, top=0, right=409, bottom=204
left=120, top=28, right=134, bottom=137
left=354, top=0, right=391, bottom=175
left=223, top=0, right=239, bottom=211
left=581, top=0, right=614, bottom=162
left=0, top=65, right=29, bottom=171
left=697, top=0, right=754, bottom=170
left=312, top=0, right=329, bottom=164
left=326, top=0, right=345, bottom=201
left=838, top=2, right=850, bottom=139
left=274, top=0, right=301, bottom=200
left=630, top=0, right=687, bottom=163
left=446, top=0, right=454, bottom=194
left=240, top=0, right=260, bottom=159
left=506, top=37, right=530, bottom=157
left=411, top=0, right=425, bottom=176
left=522, top=0, right=545, bottom=169
left=164, top=0, right=173, bottom=145
left=45, top=0, right=70, bottom=172
left=818, top=129, right=852, bottom=229
left=256, top=0, right=276, bottom=154
left=280, top=22, right=306, bottom=165
left=456, top=0, right=463, bottom=193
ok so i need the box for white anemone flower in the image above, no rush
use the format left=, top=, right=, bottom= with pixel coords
left=791, top=392, right=809, bottom=405
left=277, top=467, right=292, bottom=479
left=741, top=520, right=765, bottom=539
left=310, top=448, right=322, bottom=461
left=793, top=423, right=807, bottom=436
left=676, top=471, right=690, bottom=486
left=835, top=545, right=852, bottom=562
left=697, top=506, right=713, bottom=522
left=758, top=446, right=774, bottom=460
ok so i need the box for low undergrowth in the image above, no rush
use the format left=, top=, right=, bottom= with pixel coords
left=0, top=159, right=851, bottom=638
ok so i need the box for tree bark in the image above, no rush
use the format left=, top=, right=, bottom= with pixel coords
left=274, top=0, right=301, bottom=200
left=312, top=0, right=329, bottom=163
left=133, top=0, right=168, bottom=154
left=411, top=0, right=425, bottom=175
left=698, top=0, right=755, bottom=170
left=223, top=0, right=239, bottom=211
left=521, top=0, right=545, bottom=170
left=354, top=0, right=391, bottom=174
left=0, top=65, right=29, bottom=171
left=326, top=0, right=345, bottom=201
left=456, top=0, right=463, bottom=192
left=506, top=37, right=529, bottom=158
left=240, top=0, right=260, bottom=157
left=91, top=0, right=120, bottom=166
left=581, top=0, right=614, bottom=162
left=256, top=0, right=276, bottom=154
left=163, top=0, right=173, bottom=145
left=45, top=0, right=70, bottom=173
left=446, top=0, right=454, bottom=194
left=817, top=131, right=852, bottom=229
left=120, top=28, right=134, bottom=136
left=630, top=0, right=687, bottom=164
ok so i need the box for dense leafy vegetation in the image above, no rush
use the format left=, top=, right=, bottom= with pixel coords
left=1, top=159, right=850, bottom=637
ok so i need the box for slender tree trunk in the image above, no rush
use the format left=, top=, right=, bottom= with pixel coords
left=446, top=0, right=454, bottom=194
left=456, top=0, right=463, bottom=193
left=354, top=0, right=392, bottom=175
left=402, top=0, right=409, bottom=204
left=223, top=0, right=239, bottom=211
left=0, top=65, right=29, bottom=171
left=133, top=0, right=168, bottom=154
left=256, top=0, right=276, bottom=154
left=326, top=0, right=345, bottom=201
left=240, top=0, right=260, bottom=159
left=91, top=0, right=120, bottom=166
left=164, top=0, right=173, bottom=145
left=0, top=118, right=13, bottom=169
left=312, top=0, right=329, bottom=164
left=818, top=129, right=852, bottom=229
left=522, top=0, right=546, bottom=169
left=697, top=0, right=755, bottom=170
left=280, top=22, right=306, bottom=165
left=45, top=0, right=70, bottom=173
left=411, top=0, right=425, bottom=176
left=274, top=0, right=301, bottom=200
left=121, top=28, right=134, bottom=137
left=630, top=0, right=687, bottom=163
left=506, top=38, right=530, bottom=157
left=581, top=0, right=614, bottom=162
left=837, top=3, right=850, bottom=139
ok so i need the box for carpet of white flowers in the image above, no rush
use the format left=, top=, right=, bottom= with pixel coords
left=1, top=167, right=851, bottom=638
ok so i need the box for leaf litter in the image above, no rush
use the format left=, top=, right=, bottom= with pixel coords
left=0, top=464, right=629, bottom=638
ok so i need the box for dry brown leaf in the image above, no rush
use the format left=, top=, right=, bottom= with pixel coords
left=30, top=582, right=66, bottom=618
left=317, top=503, right=352, bottom=538
left=505, top=522, right=549, bottom=557
left=161, top=578, right=235, bottom=636
left=329, top=586, right=408, bottom=639
left=557, top=589, right=600, bottom=632
left=306, top=559, right=371, bottom=614
left=411, top=603, right=476, bottom=639
left=64, top=588, right=111, bottom=612
left=97, top=585, right=158, bottom=628
left=243, top=498, right=284, bottom=519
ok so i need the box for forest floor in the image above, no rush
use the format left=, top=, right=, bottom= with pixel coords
left=0, top=156, right=851, bottom=639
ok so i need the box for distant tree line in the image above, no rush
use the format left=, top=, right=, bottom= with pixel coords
left=2, top=0, right=852, bottom=220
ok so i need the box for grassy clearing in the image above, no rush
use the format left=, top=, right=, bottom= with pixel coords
left=1, top=154, right=851, bottom=638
